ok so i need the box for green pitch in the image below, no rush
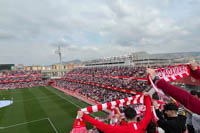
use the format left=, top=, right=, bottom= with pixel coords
left=0, top=86, right=106, bottom=133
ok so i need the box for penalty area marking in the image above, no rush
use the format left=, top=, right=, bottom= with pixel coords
left=47, top=118, right=59, bottom=133
left=0, top=117, right=59, bottom=133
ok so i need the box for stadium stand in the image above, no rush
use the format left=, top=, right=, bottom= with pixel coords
left=69, top=66, right=147, bottom=77
left=54, top=80, right=133, bottom=103
left=0, top=70, right=48, bottom=89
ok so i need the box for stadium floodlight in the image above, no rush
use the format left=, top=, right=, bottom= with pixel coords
left=55, top=45, right=63, bottom=66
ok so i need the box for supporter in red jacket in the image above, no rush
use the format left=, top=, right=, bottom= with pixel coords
left=77, top=95, right=152, bottom=133
left=147, top=62, right=200, bottom=115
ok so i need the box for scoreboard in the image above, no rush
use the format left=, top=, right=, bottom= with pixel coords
left=0, top=64, right=15, bottom=71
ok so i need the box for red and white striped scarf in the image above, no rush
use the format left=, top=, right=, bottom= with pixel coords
left=71, top=94, right=144, bottom=133
left=148, top=64, right=190, bottom=100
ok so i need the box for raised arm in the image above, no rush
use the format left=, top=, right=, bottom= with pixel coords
left=138, top=95, right=152, bottom=129
left=79, top=112, right=127, bottom=133
left=156, top=79, right=200, bottom=115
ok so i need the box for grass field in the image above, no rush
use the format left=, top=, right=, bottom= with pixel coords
left=0, top=86, right=106, bottom=133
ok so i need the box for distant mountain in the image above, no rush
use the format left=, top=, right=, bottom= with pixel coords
left=62, top=59, right=82, bottom=64
left=151, top=51, right=200, bottom=59
left=52, top=59, right=82, bottom=65
left=133, top=51, right=200, bottom=59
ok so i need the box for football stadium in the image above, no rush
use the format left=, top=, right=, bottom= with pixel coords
left=1, top=0, right=200, bottom=133
left=0, top=58, right=200, bottom=133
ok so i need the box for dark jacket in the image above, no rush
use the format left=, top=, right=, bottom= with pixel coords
left=156, top=109, right=186, bottom=133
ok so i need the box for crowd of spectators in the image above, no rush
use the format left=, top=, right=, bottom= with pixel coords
left=54, top=65, right=152, bottom=108
left=69, top=66, right=146, bottom=77
left=0, top=80, right=49, bottom=90
left=69, top=65, right=169, bottom=77
left=0, top=70, right=47, bottom=89
left=63, top=65, right=172, bottom=93
left=0, top=70, right=42, bottom=83
left=55, top=80, right=133, bottom=103
left=0, top=70, right=41, bottom=77
left=62, top=74, right=147, bottom=92
left=55, top=80, right=83, bottom=92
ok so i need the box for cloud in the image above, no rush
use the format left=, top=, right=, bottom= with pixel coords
left=0, top=0, right=200, bottom=65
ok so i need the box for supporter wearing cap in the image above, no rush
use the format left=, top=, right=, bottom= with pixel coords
left=153, top=102, right=186, bottom=133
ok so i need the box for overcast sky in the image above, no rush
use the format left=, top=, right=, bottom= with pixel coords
left=0, top=0, right=200, bottom=65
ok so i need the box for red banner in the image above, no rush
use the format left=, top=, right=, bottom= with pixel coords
left=67, top=73, right=147, bottom=81
left=0, top=79, right=42, bottom=84
left=60, top=78, right=141, bottom=95
left=0, top=74, right=42, bottom=78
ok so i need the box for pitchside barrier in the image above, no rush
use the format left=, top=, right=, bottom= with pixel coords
left=52, top=85, right=99, bottom=105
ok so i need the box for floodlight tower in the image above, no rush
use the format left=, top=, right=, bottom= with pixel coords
left=55, top=45, right=63, bottom=66
left=54, top=45, right=63, bottom=77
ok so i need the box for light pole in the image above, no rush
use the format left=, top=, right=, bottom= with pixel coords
left=55, top=45, right=63, bottom=77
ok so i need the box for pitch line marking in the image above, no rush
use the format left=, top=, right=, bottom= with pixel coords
left=45, top=87, right=96, bottom=117
left=0, top=117, right=59, bottom=133
left=0, top=117, right=48, bottom=129
left=47, top=118, right=59, bottom=133
left=44, top=87, right=82, bottom=108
